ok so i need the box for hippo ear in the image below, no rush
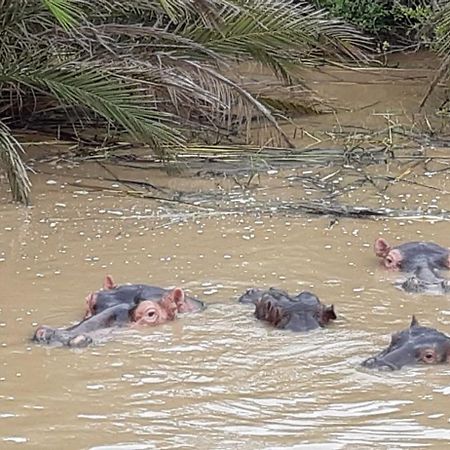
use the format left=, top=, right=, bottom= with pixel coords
left=323, top=305, right=337, bottom=322
left=163, top=288, right=186, bottom=313
left=318, top=305, right=336, bottom=325
left=374, top=238, right=391, bottom=257
left=172, top=288, right=185, bottom=307
left=410, top=315, right=419, bottom=327
left=84, top=292, right=96, bottom=319
left=103, top=275, right=117, bottom=290
left=447, top=346, right=450, bottom=363
left=158, top=289, right=182, bottom=319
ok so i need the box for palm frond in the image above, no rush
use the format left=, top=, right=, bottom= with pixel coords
left=420, top=2, right=450, bottom=107
left=435, top=1, right=450, bottom=56
left=183, top=0, right=371, bottom=82
left=42, top=0, right=84, bottom=30
left=0, top=120, right=31, bottom=204
left=5, top=64, right=184, bottom=148
left=0, top=0, right=372, bottom=202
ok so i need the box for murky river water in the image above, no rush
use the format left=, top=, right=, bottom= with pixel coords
left=1, top=60, right=450, bottom=449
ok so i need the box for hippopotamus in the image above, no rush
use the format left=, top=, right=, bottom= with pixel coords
left=84, top=275, right=205, bottom=318
left=374, top=238, right=450, bottom=294
left=33, top=278, right=204, bottom=346
left=362, top=316, right=450, bottom=370
left=238, top=288, right=336, bottom=331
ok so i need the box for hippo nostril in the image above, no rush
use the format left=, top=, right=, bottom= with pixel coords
left=385, top=256, right=397, bottom=268
left=68, top=334, right=92, bottom=348
left=33, top=327, right=51, bottom=342
left=362, top=357, right=377, bottom=368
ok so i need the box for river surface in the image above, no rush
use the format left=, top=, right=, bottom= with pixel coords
left=1, top=58, right=450, bottom=449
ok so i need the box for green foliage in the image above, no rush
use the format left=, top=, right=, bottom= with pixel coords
left=434, top=1, right=450, bottom=54
left=313, top=0, right=434, bottom=41
left=314, top=0, right=388, bottom=35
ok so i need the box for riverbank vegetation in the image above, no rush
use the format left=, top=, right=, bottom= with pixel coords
left=313, top=0, right=436, bottom=45
left=1, top=0, right=450, bottom=204
left=0, top=0, right=369, bottom=203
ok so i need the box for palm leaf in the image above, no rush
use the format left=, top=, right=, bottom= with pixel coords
left=0, top=0, right=372, bottom=202
left=183, top=0, right=371, bottom=82
left=42, top=0, right=84, bottom=30
left=4, top=64, right=185, bottom=148
left=0, top=120, right=31, bottom=204
left=420, top=2, right=450, bottom=107
left=435, top=1, right=450, bottom=56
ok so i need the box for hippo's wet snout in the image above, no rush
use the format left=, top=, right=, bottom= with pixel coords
left=361, top=357, right=397, bottom=371
left=32, top=326, right=56, bottom=344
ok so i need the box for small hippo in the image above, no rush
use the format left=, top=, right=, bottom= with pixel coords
left=374, top=238, right=450, bottom=294
left=239, top=288, right=336, bottom=331
left=362, top=316, right=450, bottom=370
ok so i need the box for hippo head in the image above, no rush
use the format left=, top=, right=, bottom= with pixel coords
left=255, top=290, right=336, bottom=332
left=132, top=288, right=185, bottom=326
left=362, top=316, right=450, bottom=370
left=374, top=238, right=403, bottom=270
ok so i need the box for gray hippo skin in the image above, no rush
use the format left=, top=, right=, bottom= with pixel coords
left=362, top=316, right=450, bottom=370
left=239, top=288, right=336, bottom=331
left=374, top=238, right=450, bottom=294
left=32, top=303, right=133, bottom=347
left=85, top=275, right=205, bottom=318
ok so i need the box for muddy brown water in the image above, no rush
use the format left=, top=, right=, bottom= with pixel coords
left=1, top=59, right=450, bottom=449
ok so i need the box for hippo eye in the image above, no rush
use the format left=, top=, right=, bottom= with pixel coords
left=423, top=351, right=435, bottom=362
left=147, top=310, right=156, bottom=317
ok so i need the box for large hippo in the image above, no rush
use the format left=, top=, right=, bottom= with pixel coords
left=374, top=238, right=450, bottom=294
left=238, top=288, right=336, bottom=331
left=33, top=277, right=204, bottom=347
left=362, top=316, right=450, bottom=370
left=85, top=275, right=205, bottom=318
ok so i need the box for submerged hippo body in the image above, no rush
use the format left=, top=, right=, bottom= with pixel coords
left=374, top=238, right=450, bottom=294
left=239, top=288, right=336, bottom=331
left=85, top=275, right=205, bottom=318
left=362, top=316, right=450, bottom=370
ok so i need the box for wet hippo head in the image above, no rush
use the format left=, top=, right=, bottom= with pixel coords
left=374, top=237, right=403, bottom=270
left=362, top=316, right=450, bottom=370
left=374, top=238, right=450, bottom=293
left=238, top=287, right=291, bottom=305
left=374, top=238, right=450, bottom=271
left=254, top=290, right=336, bottom=332
left=85, top=275, right=204, bottom=318
left=132, top=288, right=185, bottom=326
